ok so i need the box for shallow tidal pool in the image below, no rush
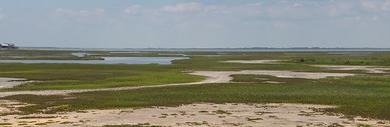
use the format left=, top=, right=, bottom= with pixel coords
left=0, top=57, right=188, bottom=64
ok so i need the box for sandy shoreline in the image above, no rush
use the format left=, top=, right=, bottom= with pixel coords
left=0, top=103, right=388, bottom=127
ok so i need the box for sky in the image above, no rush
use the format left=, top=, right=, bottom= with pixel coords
left=0, top=0, right=390, bottom=48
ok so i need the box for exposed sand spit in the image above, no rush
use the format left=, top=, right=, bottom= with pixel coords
left=0, top=70, right=353, bottom=97
left=192, top=70, right=354, bottom=81
left=314, top=65, right=390, bottom=73
left=0, top=103, right=388, bottom=127
left=223, top=60, right=283, bottom=64
left=0, top=78, right=31, bottom=89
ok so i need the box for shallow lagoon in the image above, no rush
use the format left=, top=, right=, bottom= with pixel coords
left=0, top=57, right=188, bottom=64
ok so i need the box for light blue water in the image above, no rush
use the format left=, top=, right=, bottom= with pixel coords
left=0, top=57, right=188, bottom=65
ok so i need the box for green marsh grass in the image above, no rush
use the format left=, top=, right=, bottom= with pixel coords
left=4, top=75, right=390, bottom=120
left=0, top=63, right=203, bottom=90
left=2, top=51, right=390, bottom=120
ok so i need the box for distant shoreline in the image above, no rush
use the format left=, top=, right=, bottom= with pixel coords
left=18, top=47, right=390, bottom=52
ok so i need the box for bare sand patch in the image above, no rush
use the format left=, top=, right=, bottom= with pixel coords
left=192, top=70, right=354, bottom=82
left=0, top=103, right=388, bottom=127
left=314, top=65, right=390, bottom=73
left=0, top=78, right=32, bottom=89
left=0, top=70, right=353, bottom=97
left=0, top=100, right=31, bottom=115
left=263, top=81, right=285, bottom=84
left=223, top=60, right=283, bottom=64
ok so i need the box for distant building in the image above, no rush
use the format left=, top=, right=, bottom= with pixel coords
left=0, top=43, right=18, bottom=49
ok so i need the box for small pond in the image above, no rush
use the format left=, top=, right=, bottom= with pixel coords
left=0, top=57, right=188, bottom=65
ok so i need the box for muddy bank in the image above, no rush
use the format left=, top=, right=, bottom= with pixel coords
left=0, top=103, right=388, bottom=127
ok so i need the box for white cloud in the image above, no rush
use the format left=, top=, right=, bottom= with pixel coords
left=255, top=2, right=316, bottom=19
left=55, top=8, right=105, bottom=17
left=161, top=2, right=228, bottom=14
left=50, top=1, right=390, bottom=23
left=328, top=2, right=355, bottom=17
left=124, top=5, right=142, bottom=15
left=361, top=0, right=377, bottom=10
left=162, top=2, right=203, bottom=13
left=360, top=0, right=390, bottom=12
left=292, top=3, right=303, bottom=8
left=383, top=0, right=390, bottom=11
left=242, top=1, right=388, bottom=20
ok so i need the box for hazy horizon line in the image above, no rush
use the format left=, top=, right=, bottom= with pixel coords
left=20, top=46, right=390, bottom=49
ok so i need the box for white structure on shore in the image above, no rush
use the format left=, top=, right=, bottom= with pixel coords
left=0, top=43, right=18, bottom=49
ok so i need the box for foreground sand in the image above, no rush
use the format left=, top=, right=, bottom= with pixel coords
left=0, top=103, right=389, bottom=127
left=0, top=70, right=353, bottom=97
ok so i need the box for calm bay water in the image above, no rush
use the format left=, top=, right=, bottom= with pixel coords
left=0, top=57, right=188, bottom=65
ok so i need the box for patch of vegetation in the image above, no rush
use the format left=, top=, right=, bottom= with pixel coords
left=0, top=50, right=103, bottom=60
left=18, top=116, right=57, bottom=119
left=328, top=123, right=344, bottom=127
left=213, top=110, right=231, bottom=115
left=0, top=122, right=12, bottom=125
left=0, top=64, right=203, bottom=90
left=3, top=51, right=389, bottom=90
left=2, top=51, right=390, bottom=121
left=357, top=124, right=373, bottom=127
left=231, top=74, right=314, bottom=84
left=286, top=52, right=390, bottom=66
left=246, top=117, right=263, bottom=121
left=175, top=54, right=322, bottom=71
left=4, top=75, right=390, bottom=120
